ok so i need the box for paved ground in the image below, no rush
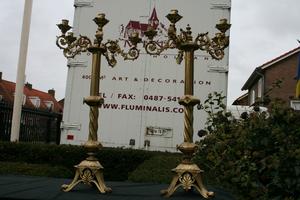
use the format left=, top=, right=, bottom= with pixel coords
left=0, top=175, right=235, bottom=200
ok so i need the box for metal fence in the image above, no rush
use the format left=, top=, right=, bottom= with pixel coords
left=0, top=102, right=62, bottom=144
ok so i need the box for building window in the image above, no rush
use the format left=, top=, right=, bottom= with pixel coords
left=22, top=95, right=26, bottom=105
left=250, top=89, right=255, bottom=105
left=29, top=96, right=40, bottom=108
left=44, top=101, right=54, bottom=110
left=257, top=78, right=262, bottom=98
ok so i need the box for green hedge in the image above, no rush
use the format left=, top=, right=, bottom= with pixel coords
left=128, top=154, right=181, bottom=183
left=0, top=142, right=176, bottom=181
left=0, top=142, right=85, bottom=168
left=0, top=162, right=73, bottom=178
left=194, top=94, right=300, bottom=200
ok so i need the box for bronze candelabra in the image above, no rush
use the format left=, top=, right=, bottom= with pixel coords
left=56, top=9, right=230, bottom=198
left=115, top=9, right=230, bottom=198
left=56, top=14, right=120, bottom=193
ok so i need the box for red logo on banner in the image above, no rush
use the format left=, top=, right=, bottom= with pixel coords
left=119, top=7, right=167, bottom=47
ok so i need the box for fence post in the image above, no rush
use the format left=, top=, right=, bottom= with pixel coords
left=56, top=114, right=62, bottom=145
left=46, top=116, right=52, bottom=143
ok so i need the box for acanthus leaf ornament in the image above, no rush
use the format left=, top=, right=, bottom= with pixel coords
left=179, top=173, right=195, bottom=191
left=81, top=168, right=94, bottom=184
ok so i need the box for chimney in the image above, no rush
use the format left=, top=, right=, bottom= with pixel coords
left=48, top=88, right=55, bottom=98
left=25, top=82, right=32, bottom=89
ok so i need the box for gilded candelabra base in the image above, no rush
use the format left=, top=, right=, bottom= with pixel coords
left=61, top=141, right=111, bottom=193
left=161, top=142, right=214, bottom=198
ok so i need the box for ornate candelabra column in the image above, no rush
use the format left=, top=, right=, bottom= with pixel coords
left=115, top=10, right=230, bottom=198
left=160, top=34, right=211, bottom=199
left=56, top=14, right=119, bottom=193
left=161, top=11, right=230, bottom=198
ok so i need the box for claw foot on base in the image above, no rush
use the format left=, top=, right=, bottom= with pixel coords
left=61, top=159, right=111, bottom=194
left=161, top=163, right=214, bottom=198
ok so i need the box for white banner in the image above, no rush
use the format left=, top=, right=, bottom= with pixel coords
left=61, top=0, right=231, bottom=151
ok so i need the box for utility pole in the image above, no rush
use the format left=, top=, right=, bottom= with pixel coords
left=11, top=0, right=33, bottom=142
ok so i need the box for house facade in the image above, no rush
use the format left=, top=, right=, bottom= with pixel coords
left=233, top=47, right=300, bottom=107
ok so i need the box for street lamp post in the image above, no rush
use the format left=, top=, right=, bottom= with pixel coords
left=118, top=10, right=230, bottom=198
left=56, top=14, right=119, bottom=193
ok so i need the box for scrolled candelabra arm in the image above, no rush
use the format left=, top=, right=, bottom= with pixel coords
left=195, top=32, right=226, bottom=60
left=56, top=33, right=92, bottom=59
left=214, top=18, right=230, bottom=50
left=176, top=50, right=184, bottom=64
left=208, top=33, right=229, bottom=60
left=103, top=51, right=117, bottom=67
left=63, top=36, right=92, bottom=58
left=103, top=40, right=121, bottom=67
left=212, top=33, right=230, bottom=50
left=195, top=32, right=210, bottom=51
left=144, top=40, right=166, bottom=55
left=118, top=47, right=140, bottom=61
left=56, top=33, right=76, bottom=50
left=116, top=32, right=141, bottom=61
left=193, top=18, right=230, bottom=60
left=56, top=19, right=93, bottom=58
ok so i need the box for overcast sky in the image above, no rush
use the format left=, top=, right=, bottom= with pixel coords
left=1, top=0, right=300, bottom=104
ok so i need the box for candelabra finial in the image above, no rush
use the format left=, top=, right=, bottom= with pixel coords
left=215, top=18, right=231, bottom=33
left=166, top=9, right=182, bottom=24
left=93, top=13, right=109, bottom=29
left=57, top=19, right=72, bottom=35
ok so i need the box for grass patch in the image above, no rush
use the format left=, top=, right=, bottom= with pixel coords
left=0, top=162, right=73, bottom=178
left=128, top=155, right=181, bottom=183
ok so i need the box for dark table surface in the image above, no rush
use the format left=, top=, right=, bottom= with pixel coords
left=0, top=175, right=235, bottom=200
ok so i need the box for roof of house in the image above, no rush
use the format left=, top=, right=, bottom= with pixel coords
left=241, top=47, right=300, bottom=90
left=232, top=93, right=248, bottom=105
left=0, top=79, right=62, bottom=113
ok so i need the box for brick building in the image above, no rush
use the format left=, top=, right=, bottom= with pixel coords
left=0, top=72, right=62, bottom=143
left=233, top=47, right=300, bottom=107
